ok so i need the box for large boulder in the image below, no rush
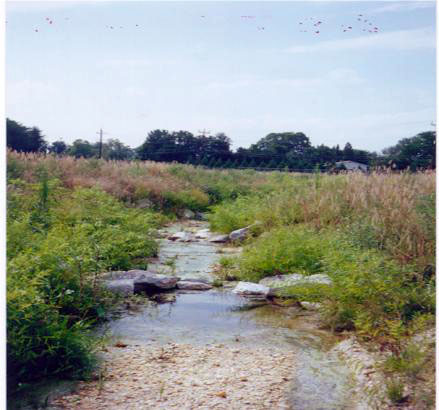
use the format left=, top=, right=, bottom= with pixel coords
left=209, top=234, right=230, bottom=243
left=177, top=281, right=213, bottom=290
left=232, top=282, right=270, bottom=298
left=134, top=273, right=180, bottom=294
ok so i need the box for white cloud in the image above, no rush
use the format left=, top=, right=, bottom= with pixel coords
left=285, top=27, right=435, bottom=54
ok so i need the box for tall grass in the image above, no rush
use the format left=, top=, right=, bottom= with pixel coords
left=7, top=151, right=277, bottom=212
left=210, top=171, right=435, bottom=269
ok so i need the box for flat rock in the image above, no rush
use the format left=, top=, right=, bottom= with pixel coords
left=167, top=231, right=194, bottom=242
left=194, top=229, right=211, bottom=239
left=177, top=281, right=213, bottom=290
left=99, top=270, right=144, bottom=281
left=209, top=234, right=229, bottom=243
left=300, top=301, right=322, bottom=311
left=104, top=279, right=134, bottom=296
left=134, top=273, right=180, bottom=294
left=259, top=273, right=332, bottom=288
left=232, top=281, right=270, bottom=298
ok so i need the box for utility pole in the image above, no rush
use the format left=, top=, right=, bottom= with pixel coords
left=96, top=128, right=107, bottom=159
left=198, top=128, right=211, bottom=137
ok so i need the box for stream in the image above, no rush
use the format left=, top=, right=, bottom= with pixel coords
left=102, top=220, right=358, bottom=409
left=10, top=220, right=360, bottom=410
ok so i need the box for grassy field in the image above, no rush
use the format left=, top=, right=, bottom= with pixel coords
left=7, top=151, right=435, bottom=406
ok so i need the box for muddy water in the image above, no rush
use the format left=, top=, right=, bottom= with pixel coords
left=103, top=221, right=358, bottom=409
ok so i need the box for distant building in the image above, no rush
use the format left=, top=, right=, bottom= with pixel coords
left=335, top=160, right=369, bottom=172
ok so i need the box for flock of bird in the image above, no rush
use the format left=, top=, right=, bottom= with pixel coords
left=299, top=15, right=380, bottom=35
left=18, top=13, right=380, bottom=35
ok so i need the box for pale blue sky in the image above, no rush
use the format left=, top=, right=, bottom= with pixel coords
left=6, top=1, right=436, bottom=152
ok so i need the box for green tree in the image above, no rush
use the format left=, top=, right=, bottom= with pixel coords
left=68, top=139, right=96, bottom=158
left=103, top=138, right=134, bottom=160
left=266, top=159, right=278, bottom=170
left=343, top=142, right=355, bottom=160
left=136, top=129, right=176, bottom=162
left=48, top=140, right=68, bottom=155
left=247, top=159, right=257, bottom=169
left=383, top=131, right=436, bottom=170
left=250, top=132, right=311, bottom=158
left=222, top=158, right=233, bottom=169
left=7, top=119, right=47, bottom=153
left=239, top=159, right=249, bottom=168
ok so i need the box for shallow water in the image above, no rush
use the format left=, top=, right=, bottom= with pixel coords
left=102, top=221, right=357, bottom=409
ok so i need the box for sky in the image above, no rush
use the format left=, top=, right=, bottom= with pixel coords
left=5, top=0, right=437, bottom=153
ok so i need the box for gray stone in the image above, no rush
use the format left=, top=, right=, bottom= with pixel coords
left=229, top=226, right=250, bottom=242
left=104, top=279, right=135, bottom=296
left=136, top=198, right=153, bottom=209
left=195, top=212, right=208, bottom=221
left=177, top=281, right=213, bottom=290
left=209, top=234, right=230, bottom=243
left=168, top=231, right=193, bottom=242
left=182, top=209, right=196, bottom=219
left=232, top=282, right=270, bottom=298
left=259, top=273, right=332, bottom=289
left=100, top=270, right=149, bottom=281
left=180, top=278, right=213, bottom=284
left=134, top=273, right=180, bottom=294
left=300, top=301, right=322, bottom=311
left=194, top=229, right=211, bottom=239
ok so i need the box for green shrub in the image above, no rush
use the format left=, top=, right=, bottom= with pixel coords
left=385, top=379, right=405, bottom=404
left=7, top=184, right=164, bottom=389
left=383, top=344, right=426, bottom=380
left=235, top=226, right=325, bottom=282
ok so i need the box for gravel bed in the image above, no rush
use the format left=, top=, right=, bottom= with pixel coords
left=52, top=343, right=295, bottom=409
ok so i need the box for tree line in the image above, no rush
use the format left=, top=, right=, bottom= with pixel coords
left=6, top=118, right=436, bottom=171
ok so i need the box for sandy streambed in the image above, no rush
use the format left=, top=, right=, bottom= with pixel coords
left=52, top=343, right=294, bottom=410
